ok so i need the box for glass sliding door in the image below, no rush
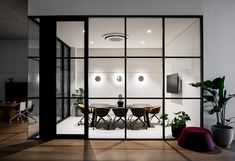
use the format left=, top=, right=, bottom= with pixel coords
left=88, top=18, right=125, bottom=139
left=56, top=21, right=85, bottom=135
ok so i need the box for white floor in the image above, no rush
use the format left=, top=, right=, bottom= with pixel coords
left=57, top=116, right=173, bottom=139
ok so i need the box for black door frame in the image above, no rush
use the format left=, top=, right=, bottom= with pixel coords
left=35, top=15, right=203, bottom=139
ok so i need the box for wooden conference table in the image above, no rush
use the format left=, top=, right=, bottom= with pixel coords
left=89, top=103, right=152, bottom=127
left=0, top=102, right=19, bottom=122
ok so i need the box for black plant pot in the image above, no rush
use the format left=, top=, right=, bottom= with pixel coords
left=171, top=124, right=186, bottom=138
left=117, top=101, right=124, bottom=107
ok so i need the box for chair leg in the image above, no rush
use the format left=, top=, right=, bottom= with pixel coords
left=149, top=114, right=162, bottom=124
left=113, top=116, right=117, bottom=129
left=10, top=113, right=20, bottom=123
left=93, top=117, right=102, bottom=130
left=78, top=116, right=84, bottom=125
left=25, top=111, right=37, bottom=122
left=128, top=114, right=133, bottom=121
left=19, top=114, right=24, bottom=123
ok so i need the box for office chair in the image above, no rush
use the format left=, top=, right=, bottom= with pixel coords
left=148, top=106, right=162, bottom=124
left=112, top=108, right=128, bottom=129
left=93, top=107, right=111, bottom=130
left=77, top=104, right=93, bottom=125
left=129, top=108, right=147, bottom=130
left=10, top=102, right=27, bottom=123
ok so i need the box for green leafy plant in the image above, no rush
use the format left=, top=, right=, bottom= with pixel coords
left=161, top=111, right=191, bottom=128
left=72, top=88, right=84, bottom=107
left=190, top=76, right=235, bottom=127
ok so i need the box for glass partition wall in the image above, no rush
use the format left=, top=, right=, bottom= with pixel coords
left=28, top=16, right=202, bottom=139
left=56, top=21, right=85, bottom=135
left=28, top=19, right=40, bottom=138
left=164, top=18, right=201, bottom=138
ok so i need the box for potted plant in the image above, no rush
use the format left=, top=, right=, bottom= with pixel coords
left=117, top=94, right=124, bottom=107
left=161, top=111, right=191, bottom=138
left=190, top=76, right=235, bottom=148
left=72, top=88, right=84, bottom=116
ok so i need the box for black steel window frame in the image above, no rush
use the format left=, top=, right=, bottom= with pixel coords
left=29, top=15, right=203, bottom=140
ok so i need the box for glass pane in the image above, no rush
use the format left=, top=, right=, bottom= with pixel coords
left=165, top=58, right=201, bottom=98
left=28, top=18, right=40, bottom=139
left=165, top=99, right=201, bottom=139
left=57, top=21, right=84, bottom=57
left=165, top=18, right=200, bottom=57
left=89, top=58, right=124, bottom=98
left=56, top=21, right=85, bottom=135
left=28, top=19, right=39, bottom=57
left=27, top=99, right=39, bottom=138
left=56, top=59, right=62, bottom=97
left=64, top=45, right=70, bottom=58
left=89, top=99, right=125, bottom=139
left=127, top=18, right=162, bottom=56
left=56, top=99, right=63, bottom=122
left=127, top=58, right=162, bottom=97
left=64, top=58, right=69, bottom=97
left=28, top=58, right=39, bottom=97
left=89, top=18, right=124, bottom=57
left=63, top=98, right=70, bottom=118
left=126, top=99, right=163, bottom=139
left=57, top=99, right=84, bottom=135
left=56, top=41, right=62, bottom=57
left=71, top=59, right=84, bottom=96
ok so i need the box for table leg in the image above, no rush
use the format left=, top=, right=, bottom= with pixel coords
left=146, top=111, right=150, bottom=127
left=90, top=110, right=96, bottom=127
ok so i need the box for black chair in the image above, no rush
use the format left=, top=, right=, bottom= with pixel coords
left=77, top=104, right=93, bottom=125
left=129, top=108, right=147, bottom=130
left=93, top=108, right=112, bottom=130
left=112, top=108, right=128, bottom=129
left=148, top=106, right=162, bottom=124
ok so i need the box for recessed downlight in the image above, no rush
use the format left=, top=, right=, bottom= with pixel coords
left=90, top=41, right=94, bottom=44
left=146, top=29, right=152, bottom=33
left=141, top=41, right=145, bottom=45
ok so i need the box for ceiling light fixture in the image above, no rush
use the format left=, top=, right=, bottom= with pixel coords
left=147, top=29, right=152, bottom=33
left=102, top=33, right=127, bottom=42
left=90, top=41, right=94, bottom=44
left=141, top=41, right=145, bottom=45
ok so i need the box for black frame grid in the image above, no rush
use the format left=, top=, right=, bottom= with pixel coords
left=30, top=15, right=203, bottom=140
left=56, top=38, right=71, bottom=123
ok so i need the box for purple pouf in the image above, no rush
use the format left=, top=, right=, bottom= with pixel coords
left=178, top=127, right=216, bottom=152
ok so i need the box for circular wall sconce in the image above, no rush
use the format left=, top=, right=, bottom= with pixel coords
left=138, top=76, right=144, bottom=81
left=117, top=75, right=122, bottom=82
left=95, top=76, right=101, bottom=82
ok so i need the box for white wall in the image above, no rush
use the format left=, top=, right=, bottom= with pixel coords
left=202, top=0, right=235, bottom=130
left=0, top=40, right=28, bottom=100
left=28, top=0, right=235, bottom=136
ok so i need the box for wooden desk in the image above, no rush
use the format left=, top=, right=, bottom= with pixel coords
left=0, top=102, right=19, bottom=122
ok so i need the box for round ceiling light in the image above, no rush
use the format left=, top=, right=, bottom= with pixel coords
left=102, top=33, right=127, bottom=42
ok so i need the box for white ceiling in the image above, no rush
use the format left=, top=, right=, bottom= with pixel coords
left=57, top=18, right=198, bottom=48
left=0, top=0, right=27, bottom=39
